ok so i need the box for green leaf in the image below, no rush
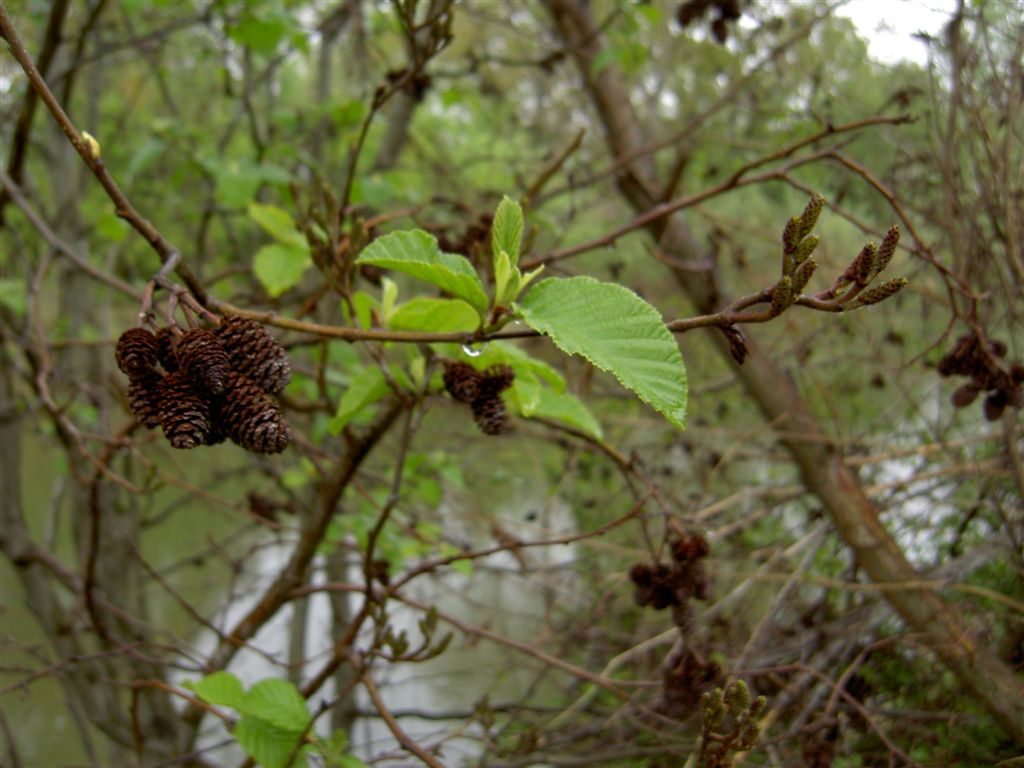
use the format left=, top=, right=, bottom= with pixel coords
left=507, top=372, right=541, bottom=415
left=239, top=679, right=311, bottom=732
left=328, top=366, right=409, bottom=435
left=337, top=755, right=370, bottom=768
left=184, top=671, right=244, bottom=709
left=389, top=297, right=479, bottom=333
left=492, top=196, right=524, bottom=265
left=249, top=203, right=306, bottom=249
left=527, top=388, right=603, bottom=440
left=493, top=250, right=520, bottom=307
left=356, top=231, right=489, bottom=314
left=0, top=278, right=27, bottom=316
left=380, top=277, right=399, bottom=324
left=351, top=291, right=378, bottom=329
left=519, top=265, right=545, bottom=293
left=228, top=16, right=290, bottom=55
left=254, top=243, right=311, bottom=297
left=517, top=277, right=687, bottom=429
left=125, top=136, right=165, bottom=182
left=328, top=368, right=388, bottom=435
left=235, top=715, right=308, bottom=768
left=201, top=158, right=292, bottom=208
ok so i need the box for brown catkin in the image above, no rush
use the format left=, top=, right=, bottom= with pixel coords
left=157, top=370, right=212, bottom=449
left=849, top=243, right=877, bottom=286
left=115, top=328, right=159, bottom=377
left=216, top=316, right=292, bottom=394
left=177, top=328, right=230, bottom=396
left=872, top=224, right=901, bottom=278
left=853, top=277, right=908, bottom=307
left=218, top=372, right=291, bottom=454
left=127, top=370, right=164, bottom=428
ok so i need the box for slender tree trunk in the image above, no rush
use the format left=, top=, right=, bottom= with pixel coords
left=545, top=0, right=1024, bottom=744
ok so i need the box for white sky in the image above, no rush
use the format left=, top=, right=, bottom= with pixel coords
left=837, top=0, right=960, bottom=65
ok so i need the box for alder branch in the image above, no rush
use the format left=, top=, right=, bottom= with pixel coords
left=362, top=672, right=446, bottom=768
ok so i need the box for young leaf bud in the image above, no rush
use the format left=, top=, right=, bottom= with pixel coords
left=81, top=131, right=101, bottom=160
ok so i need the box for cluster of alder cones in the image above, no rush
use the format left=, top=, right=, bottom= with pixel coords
left=442, top=360, right=514, bottom=435
left=630, top=531, right=717, bottom=719
left=939, top=332, right=1023, bottom=421
left=115, top=315, right=292, bottom=453
left=629, top=531, right=710, bottom=633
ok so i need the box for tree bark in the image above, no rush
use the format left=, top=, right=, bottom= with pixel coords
left=545, top=0, right=1024, bottom=744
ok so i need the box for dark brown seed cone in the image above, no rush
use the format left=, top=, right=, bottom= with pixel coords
left=989, top=339, right=1008, bottom=358
left=471, top=393, right=508, bottom=436
left=669, top=532, right=711, bottom=563
left=116, top=328, right=159, bottom=377
left=443, top=361, right=482, bottom=403
left=127, top=370, right=164, bottom=428
left=156, top=327, right=181, bottom=372
left=216, top=316, right=292, bottom=394
left=205, top=410, right=228, bottom=446
left=177, top=328, right=230, bottom=396
left=937, top=333, right=977, bottom=377
left=984, top=391, right=1007, bottom=422
left=479, top=364, right=515, bottom=397
left=672, top=602, right=694, bottom=634
left=218, top=372, right=291, bottom=453
left=157, top=370, right=212, bottom=449
left=951, top=382, right=982, bottom=408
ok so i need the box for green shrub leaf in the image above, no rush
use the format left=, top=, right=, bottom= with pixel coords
left=254, top=243, right=311, bottom=297
left=248, top=203, right=306, bottom=249
left=357, top=231, right=489, bottom=314
left=234, top=715, right=307, bottom=768
left=517, top=277, right=686, bottom=429
left=388, top=297, right=480, bottom=333
left=239, top=679, right=311, bottom=732
left=328, top=368, right=388, bottom=435
left=528, top=388, right=603, bottom=439
left=184, top=671, right=244, bottom=709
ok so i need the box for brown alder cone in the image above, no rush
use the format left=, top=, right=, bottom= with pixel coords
left=127, top=370, right=163, bottom=428
left=157, top=370, right=212, bottom=449
left=115, top=328, right=159, bottom=377
left=478, top=364, right=515, bottom=397
left=177, top=328, right=230, bottom=396
left=218, top=372, right=291, bottom=454
left=443, top=361, right=482, bottom=403
left=471, top=394, right=508, bottom=435
left=156, top=326, right=181, bottom=372
left=215, top=315, right=292, bottom=394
